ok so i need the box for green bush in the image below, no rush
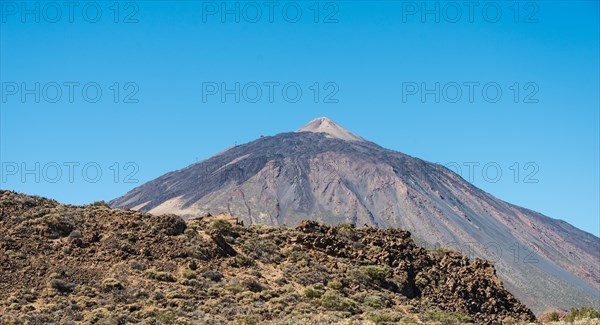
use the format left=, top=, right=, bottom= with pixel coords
left=317, top=291, right=356, bottom=311
left=155, top=310, right=176, bottom=323
left=184, top=228, right=197, bottom=237
left=337, top=224, right=359, bottom=241
left=193, top=245, right=214, bottom=260
left=565, top=307, right=600, bottom=322
left=433, top=247, right=450, bottom=258
left=226, top=284, right=244, bottom=294
left=368, top=245, right=383, bottom=255
left=251, top=224, right=267, bottom=231
left=327, top=279, right=343, bottom=290
left=286, top=249, right=308, bottom=263
left=415, top=275, right=428, bottom=287
left=361, top=266, right=386, bottom=281
left=547, top=311, right=560, bottom=322
left=348, top=265, right=387, bottom=287
left=229, top=254, right=256, bottom=268
left=363, top=295, right=383, bottom=309
left=210, top=219, right=232, bottom=231
left=4, top=250, right=24, bottom=258
left=241, top=238, right=280, bottom=263
left=91, top=201, right=109, bottom=207
left=304, top=287, right=324, bottom=299
left=426, top=311, right=471, bottom=324
left=368, top=312, right=394, bottom=324
left=181, top=269, right=196, bottom=279
left=119, top=243, right=136, bottom=255
left=146, top=269, right=176, bottom=282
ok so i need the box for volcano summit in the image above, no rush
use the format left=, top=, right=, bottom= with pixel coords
left=111, top=118, right=600, bottom=313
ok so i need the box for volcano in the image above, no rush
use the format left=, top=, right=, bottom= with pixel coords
left=111, top=117, right=600, bottom=313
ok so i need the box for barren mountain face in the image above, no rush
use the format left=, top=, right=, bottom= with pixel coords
left=111, top=118, right=600, bottom=314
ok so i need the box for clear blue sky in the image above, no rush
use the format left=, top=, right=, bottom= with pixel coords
left=1, top=1, right=598, bottom=236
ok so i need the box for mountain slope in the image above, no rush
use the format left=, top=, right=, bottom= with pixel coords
left=111, top=118, right=600, bottom=313
left=0, top=190, right=535, bottom=324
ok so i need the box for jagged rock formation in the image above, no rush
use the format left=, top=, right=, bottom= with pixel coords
left=110, top=117, right=600, bottom=313
left=0, top=190, right=535, bottom=324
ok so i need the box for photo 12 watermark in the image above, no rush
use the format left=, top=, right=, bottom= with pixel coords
left=201, top=81, right=339, bottom=104
left=188, top=159, right=539, bottom=187
left=1, top=1, right=140, bottom=23
left=415, top=239, right=540, bottom=264
left=200, top=1, right=339, bottom=23
left=400, top=1, right=539, bottom=23
left=437, top=161, right=540, bottom=184
left=1, top=162, right=140, bottom=184
left=1, top=82, right=140, bottom=104
left=401, top=82, right=539, bottom=104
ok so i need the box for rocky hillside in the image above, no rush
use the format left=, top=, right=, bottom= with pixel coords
left=0, top=190, right=535, bottom=324
left=110, top=118, right=600, bottom=314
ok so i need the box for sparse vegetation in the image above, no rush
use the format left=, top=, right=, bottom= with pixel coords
left=327, top=279, right=343, bottom=290
left=210, top=219, right=232, bottom=231
left=433, top=246, right=450, bottom=258
left=184, top=228, right=197, bottom=237
left=226, top=284, right=245, bottom=294
left=547, top=311, right=560, bottom=322
left=241, top=237, right=280, bottom=263
left=348, top=265, right=387, bottom=287
left=192, top=245, right=214, bottom=260
left=4, top=250, right=20, bottom=258
left=415, top=275, right=428, bottom=287
left=202, top=270, right=223, bottom=282
left=368, top=312, right=395, bottom=324
left=304, top=286, right=324, bottom=298
left=0, top=190, right=537, bottom=324
left=91, top=201, right=109, bottom=207
left=229, top=254, right=255, bottom=267
left=146, top=269, right=177, bottom=282
left=101, top=278, right=124, bottom=291
left=565, top=307, right=600, bottom=322
left=237, top=315, right=258, bottom=325
left=337, top=223, right=359, bottom=241
left=155, top=310, right=176, bottom=323
left=181, top=269, right=196, bottom=279
left=251, top=224, right=267, bottom=231
left=426, top=310, right=472, bottom=324
left=363, top=295, right=384, bottom=309
left=317, top=291, right=357, bottom=312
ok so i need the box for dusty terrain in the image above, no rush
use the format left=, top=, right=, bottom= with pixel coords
left=0, top=190, right=538, bottom=324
